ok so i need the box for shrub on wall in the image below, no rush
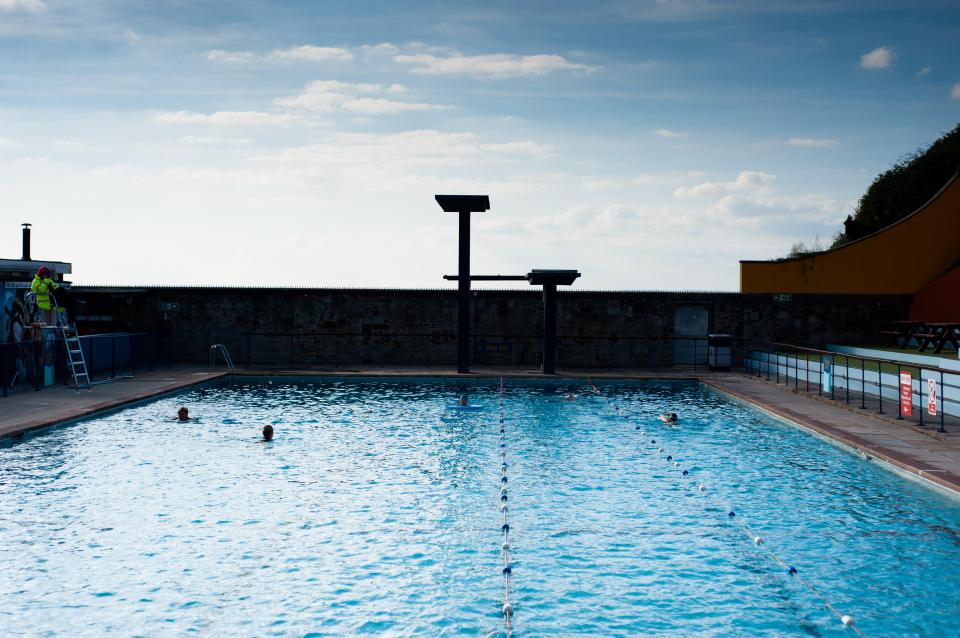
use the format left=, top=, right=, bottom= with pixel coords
left=833, top=123, right=960, bottom=247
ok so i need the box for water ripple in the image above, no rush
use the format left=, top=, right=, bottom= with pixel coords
left=0, top=378, right=957, bottom=636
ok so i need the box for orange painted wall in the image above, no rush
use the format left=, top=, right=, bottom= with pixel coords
left=909, top=265, right=960, bottom=321
left=740, top=174, right=960, bottom=294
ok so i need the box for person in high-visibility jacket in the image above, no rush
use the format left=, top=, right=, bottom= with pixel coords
left=31, top=266, right=59, bottom=325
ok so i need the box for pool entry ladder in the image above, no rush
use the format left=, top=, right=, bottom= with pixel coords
left=55, top=311, right=90, bottom=391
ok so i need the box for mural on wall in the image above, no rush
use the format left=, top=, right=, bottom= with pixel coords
left=1, top=284, right=39, bottom=389
left=2, top=288, right=31, bottom=342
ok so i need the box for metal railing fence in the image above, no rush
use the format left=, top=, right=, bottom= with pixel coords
left=745, top=341, right=958, bottom=432
left=1, top=332, right=164, bottom=397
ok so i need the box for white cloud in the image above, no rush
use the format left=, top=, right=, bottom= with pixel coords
left=0, top=136, right=20, bottom=148
left=660, top=169, right=845, bottom=231
left=582, top=177, right=624, bottom=191
left=525, top=203, right=692, bottom=233
left=479, top=141, right=553, bottom=158
left=653, top=129, right=687, bottom=139
left=633, top=171, right=704, bottom=185
left=394, top=51, right=598, bottom=78
left=274, top=80, right=448, bottom=115
left=248, top=130, right=555, bottom=194
left=268, top=45, right=353, bottom=62
left=674, top=171, right=776, bottom=198
left=154, top=110, right=299, bottom=126
left=952, top=83, right=960, bottom=100
left=787, top=137, right=838, bottom=148
left=0, top=0, right=46, bottom=13
left=359, top=42, right=400, bottom=56
left=707, top=193, right=845, bottom=228
left=206, top=50, right=256, bottom=63
left=13, top=157, right=46, bottom=166
left=123, top=30, right=141, bottom=46
left=180, top=135, right=254, bottom=145
left=860, top=46, right=894, bottom=70
left=916, top=66, right=931, bottom=78
left=206, top=46, right=353, bottom=63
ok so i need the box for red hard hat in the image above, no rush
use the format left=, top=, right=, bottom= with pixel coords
left=37, top=266, right=50, bottom=277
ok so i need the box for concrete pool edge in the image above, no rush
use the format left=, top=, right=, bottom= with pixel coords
left=702, top=377, right=960, bottom=498
left=0, top=367, right=229, bottom=441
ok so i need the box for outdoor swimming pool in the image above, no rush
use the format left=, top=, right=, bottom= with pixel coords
left=1, top=377, right=959, bottom=636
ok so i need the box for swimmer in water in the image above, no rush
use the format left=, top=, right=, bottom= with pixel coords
left=458, top=395, right=468, bottom=406
left=176, top=407, right=191, bottom=422
left=659, top=412, right=679, bottom=424
left=563, top=393, right=577, bottom=401
left=262, top=424, right=274, bottom=441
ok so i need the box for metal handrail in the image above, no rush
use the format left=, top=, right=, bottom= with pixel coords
left=746, top=341, right=957, bottom=432
left=761, top=340, right=958, bottom=375
left=209, top=344, right=236, bottom=371
left=752, top=341, right=960, bottom=400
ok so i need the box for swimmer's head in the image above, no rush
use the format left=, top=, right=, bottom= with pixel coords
left=177, top=407, right=189, bottom=421
left=458, top=395, right=468, bottom=406
left=262, top=424, right=274, bottom=441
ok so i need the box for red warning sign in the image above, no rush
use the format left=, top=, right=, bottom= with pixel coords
left=899, top=372, right=913, bottom=417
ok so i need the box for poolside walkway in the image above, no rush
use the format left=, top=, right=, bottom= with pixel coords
left=0, top=366, right=227, bottom=439
left=2, top=365, right=959, bottom=496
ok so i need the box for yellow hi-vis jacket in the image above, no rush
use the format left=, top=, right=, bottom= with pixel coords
left=31, top=274, right=58, bottom=310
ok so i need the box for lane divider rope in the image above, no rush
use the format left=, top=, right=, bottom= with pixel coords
left=499, top=377, right=513, bottom=636
left=586, top=378, right=867, bottom=637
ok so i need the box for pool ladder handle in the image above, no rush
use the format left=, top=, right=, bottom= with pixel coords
left=209, top=344, right=236, bottom=371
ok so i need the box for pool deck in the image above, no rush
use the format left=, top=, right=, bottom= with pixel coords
left=0, top=366, right=227, bottom=440
left=2, top=365, right=959, bottom=496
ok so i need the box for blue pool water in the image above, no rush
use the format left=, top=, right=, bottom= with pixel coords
left=1, top=378, right=959, bottom=637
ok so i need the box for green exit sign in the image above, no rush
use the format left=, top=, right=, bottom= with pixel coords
left=772, top=294, right=792, bottom=303
left=158, top=302, right=179, bottom=312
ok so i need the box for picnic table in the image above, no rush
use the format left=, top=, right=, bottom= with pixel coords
left=882, top=320, right=927, bottom=349
left=914, top=322, right=960, bottom=354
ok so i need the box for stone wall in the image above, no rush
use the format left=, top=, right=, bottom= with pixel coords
left=74, top=287, right=913, bottom=369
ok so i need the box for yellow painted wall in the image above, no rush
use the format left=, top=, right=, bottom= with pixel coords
left=740, top=173, right=960, bottom=293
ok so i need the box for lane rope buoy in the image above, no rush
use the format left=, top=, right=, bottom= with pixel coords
left=586, top=378, right=867, bottom=637
left=498, top=377, right=514, bottom=636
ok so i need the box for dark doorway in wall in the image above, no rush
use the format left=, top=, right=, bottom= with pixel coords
left=674, top=304, right=709, bottom=365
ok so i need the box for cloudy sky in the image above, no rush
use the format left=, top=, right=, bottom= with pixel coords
left=1, top=0, right=958, bottom=290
